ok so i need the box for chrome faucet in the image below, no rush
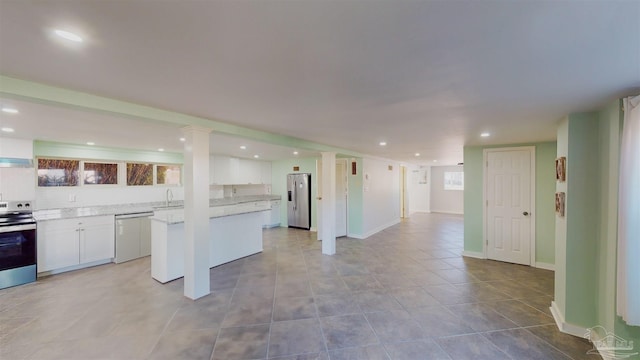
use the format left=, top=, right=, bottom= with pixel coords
left=165, top=189, right=174, bottom=207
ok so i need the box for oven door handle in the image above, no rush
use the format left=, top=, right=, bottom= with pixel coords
left=0, top=224, right=36, bottom=233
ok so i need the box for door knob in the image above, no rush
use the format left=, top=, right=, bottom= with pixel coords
left=523, top=211, right=529, bottom=216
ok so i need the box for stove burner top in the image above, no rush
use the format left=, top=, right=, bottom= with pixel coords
left=0, top=201, right=35, bottom=227
left=0, top=201, right=33, bottom=214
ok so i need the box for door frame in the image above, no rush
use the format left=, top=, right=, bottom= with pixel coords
left=482, top=146, right=536, bottom=265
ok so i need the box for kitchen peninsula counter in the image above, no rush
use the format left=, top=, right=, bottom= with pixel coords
left=150, top=200, right=270, bottom=283
left=33, top=195, right=281, bottom=221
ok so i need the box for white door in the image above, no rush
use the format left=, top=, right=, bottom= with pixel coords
left=486, top=148, right=533, bottom=265
left=336, top=160, right=347, bottom=237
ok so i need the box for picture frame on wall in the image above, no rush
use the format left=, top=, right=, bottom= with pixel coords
left=556, top=157, right=566, bottom=182
left=555, top=192, right=565, bottom=217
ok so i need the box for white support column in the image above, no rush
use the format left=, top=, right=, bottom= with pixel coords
left=321, top=152, right=336, bottom=255
left=181, top=126, right=211, bottom=300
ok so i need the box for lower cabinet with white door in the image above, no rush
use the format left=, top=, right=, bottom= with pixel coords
left=263, top=200, right=281, bottom=228
left=37, top=215, right=115, bottom=274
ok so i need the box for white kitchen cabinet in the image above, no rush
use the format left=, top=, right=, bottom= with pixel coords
left=263, top=200, right=281, bottom=228
left=239, top=159, right=261, bottom=184
left=210, top=155, right=272, bottom=185
left=37, top=215, right=115, bottom=273
left=260, top=161, right=272, bottom=184
left=37, top=219, right=80, bottom=271
left=210, top=155, right=240, bottom=185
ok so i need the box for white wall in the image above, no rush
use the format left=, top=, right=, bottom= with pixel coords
left=362, top=157, right=401, bottom=237
left=407, top=165, right=430, bottom=213
left=430, top=165, right=464, bottom=214
left=0, top=138, right=35, bottom=201
left=0, top=137, right=33, bottom=159
left=35, top=185, right=184, bottom=209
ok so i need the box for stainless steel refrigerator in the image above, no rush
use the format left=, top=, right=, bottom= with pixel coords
left=287, top=173, right=311, bottom=230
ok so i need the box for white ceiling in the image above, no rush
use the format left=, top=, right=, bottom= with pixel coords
left=1, top=1, right=638, bottom=165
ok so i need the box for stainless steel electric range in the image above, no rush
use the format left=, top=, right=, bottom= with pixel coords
left=0, top=201, right=36, bottom=289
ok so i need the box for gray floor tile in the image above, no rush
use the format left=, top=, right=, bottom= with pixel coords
left=409, top=306, right=476, bottom=338
left=314, top=294, right=361, bottom=317
left=365, top=309, right=425, bottom=343
left=446, top=303, right=519, bottom=332
left=327, top=345, right=390, bottom=360
left=527, top=324, right=601, bottom=360
left=436, top=333, right=510, bottom=360
left=273, top=296, right=317, bottom=322
left=483, top=328, right=572, bottom=360
left=390, top=288, right=440, bottom=309
left=319, top=314, right=379, bottom=350
left=384, top=339, right=451, bottom=360
left=342, top=275, right=385, bottom=292
left=148, top=328, right=218, bottom=360
left=268, top=318, right=325, bottom=358
left=488, top=299, right=555, bottom=327
left=354, top=291, right=403, bottom=313
left=212, top=324, right=270, bottom=360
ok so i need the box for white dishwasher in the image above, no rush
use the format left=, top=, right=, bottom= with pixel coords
left=114, top=212, right=153, bottom=264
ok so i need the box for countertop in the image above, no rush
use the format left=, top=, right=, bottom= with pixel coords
left=150, top=206, right=269, bottom=225
left=34, top=195, right=281, bottom=221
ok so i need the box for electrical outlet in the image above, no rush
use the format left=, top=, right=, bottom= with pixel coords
left=68, top=194, right=77, bottom=202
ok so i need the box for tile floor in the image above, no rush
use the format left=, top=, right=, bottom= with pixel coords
left=0, top=213, right=601, bottom=359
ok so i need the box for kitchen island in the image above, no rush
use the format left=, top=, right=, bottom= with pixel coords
left=150, top=200, right=270, bottom=283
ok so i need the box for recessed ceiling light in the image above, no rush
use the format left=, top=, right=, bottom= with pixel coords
left=240, top=145, right=247, bottom=150
left=379, top=141, right=387, bottom=146
left=54, top=29, right=83, bottom=43
left=415, top=153, right=420, bottom=157
left=86, top=142, right=95, bottom=146
left=481, top=132, right=491, bottom=137
left=158, top=148, right=165, bottom=152
left=179, top=137, right=186, bottom=142
left=433, top=160, right=438, bottom=163
left=1, top=107, right=18, bottom=114
left=1, top=127, right=15, bottom=133
left=293, top=151, right=299, bottom=155
left=253, top=155, right=259, bottom=158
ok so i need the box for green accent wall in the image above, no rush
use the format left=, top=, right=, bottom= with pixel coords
left=564, top=112, right=599, bottom=328
left=463, top=147, right=484, bottom=253
left=555, top=100, right=639, bottom=353
left=34, top=141, right=183, bottom=163
left=463, top=142, right=557, bottom=264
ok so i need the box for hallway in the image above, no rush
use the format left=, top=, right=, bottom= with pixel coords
left=0, top=213, right=599, bottom=359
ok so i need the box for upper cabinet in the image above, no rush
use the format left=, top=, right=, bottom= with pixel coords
left=210, top=155, right=271, bottom=185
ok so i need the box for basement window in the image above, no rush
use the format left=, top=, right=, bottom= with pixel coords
left=157, top=165, right=181, bottom=185
left=126, top=163, right=153, bottom=186
left=444, top=171, right=464, bottom=190
left=84, top=162, right=118, bottom=185
left=37, top=159, right=79, bottom=186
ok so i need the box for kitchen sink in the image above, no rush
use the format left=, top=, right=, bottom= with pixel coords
left=152, top=204, right=183, bottom=210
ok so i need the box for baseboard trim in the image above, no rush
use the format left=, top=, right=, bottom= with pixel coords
left=550, top=301, right=588, bottom=338
left=430, top=210, right=464, bottom=215
left=347, top=232, right=365, bottom=239
left=348, top=219, right=401, bottom=240
left=362, top=219, right=401, bottom=239
left=38, top=258, right=112, bottom=277
left=535, top=262, right=555, bottom=271
left=462, top=251, right=485, bottom=259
